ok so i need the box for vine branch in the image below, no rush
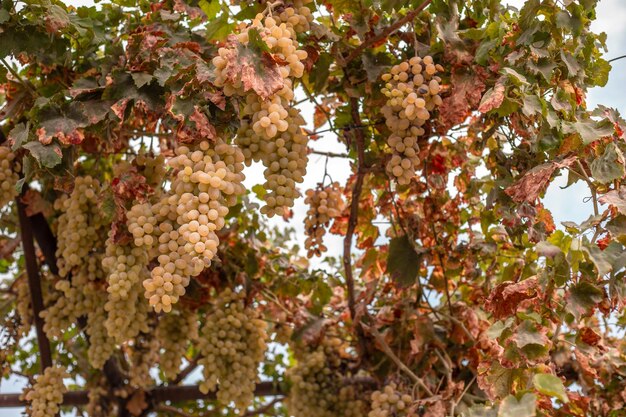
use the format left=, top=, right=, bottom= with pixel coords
left=342, top=0, right=433, bottom=66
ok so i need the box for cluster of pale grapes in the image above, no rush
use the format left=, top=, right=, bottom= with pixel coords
left=23, top=366, right=68, bottom=417
left=381, top=56, right=444, bottom=185
left=197, top=288, right=268, bottom=411
left=303, top=182, right=344, bottom=257
left=127, top=139, right=245, bottom=313
left=286, top=337, right=366, bottom=417
left=369, top=383, right=414, bottom=417
left=129, top=333, right=160, bottom=388
left=86, top=378, right=113, bottom=417
left=211, top=10, right=310, bottom=216
left=0, top=146, right=18, bottom=208
left=135, top=152, right=167, bottom=187
left=156, top=307, right=198, bottom=380
left=238, top=107, right=308, bottom=217
left=274, top=0, right=314, bottom=35
left=15, top=275, right=32, bottom=337
left=87, top=292, right=116, bottom=369
left=102, top=232, right=150, bottom=343
left=54, top=176, right=108, bottom=276
left=41, top=254, right=105, bottom=339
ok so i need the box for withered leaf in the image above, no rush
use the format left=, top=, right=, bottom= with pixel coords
left=485, top=277, right=539, bottom=319
left=505, top=156, right=577, bottom=204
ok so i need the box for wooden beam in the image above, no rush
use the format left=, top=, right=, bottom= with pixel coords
left=16, top=197, right=53, bottom=370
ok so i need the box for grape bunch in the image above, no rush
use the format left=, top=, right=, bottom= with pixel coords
left=237, top=107, right=308, bottom=217
left=23, top=366, right=68, bottom=417
left=15, top=275, right=32, bottom=337
left=368, top=383, right=414, bottom=417
left=102, top=233, right=150, bottom=343
left=135, top=152, right=167, bottom=187
left=128, top=139, right=245, bottom=313
left=197, top=288, right=268, bottom=411
left=0, top=146, right=18, bottom=208
left=286, top=337, right=366, bottom=417
left=381, top=56, right=444, bottom=185
left=54, top=176, right=108, bottom=277
left=42, top=252, right=106, bottom=340
left=87, top=292, right=116, bottom=369
left=129, top=332, right=160, bottom=388
left=212, top=11, right=310, bottom=217
left=157, top=307, right=198, bottom=380
left=275, top=0, right=314, bottom=35
left=304, top=182, right=344, bottom=257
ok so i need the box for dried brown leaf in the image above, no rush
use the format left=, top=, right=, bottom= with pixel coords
left=485, top=277, right=540, bottom=319
left=505, top=156, right=577, bottom=203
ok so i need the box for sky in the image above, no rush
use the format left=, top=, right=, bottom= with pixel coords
left=2, top=0, right=626, bottom=415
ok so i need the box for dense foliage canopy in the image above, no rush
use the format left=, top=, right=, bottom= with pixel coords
left=0, top=0, right=625, bottom=416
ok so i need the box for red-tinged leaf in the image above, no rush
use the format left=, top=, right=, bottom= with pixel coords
left=599, top=188, right=626, bottom=215
left=189, top=106, right=217, bottom=140
left=478, top=78, right=506, bottom=113
left=303, top=45, right=320, bottom=72
left=0, top=237, right=20, bottom=260
left=20, top=189, right=52, bottom=217
left=111, top=98, right=130, bottom=122
left=505, top=156, right=577, bottom=204
left=205, top=91, right=226, bottom=110
left=438, top=67, right=487, bottom=132
left=535, top=206, right=555, bottom=234
left=578, top=327, right=601, bottom=346
left=573, top=350, right=598, bottom=383
left=219, top=37, right=284, bottom=100
left=126, top=390, right=148, bottom=416
left=484, top=277, right=539, bottom=319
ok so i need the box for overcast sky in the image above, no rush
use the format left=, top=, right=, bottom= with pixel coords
left=2, top=0, right=626, bottom=415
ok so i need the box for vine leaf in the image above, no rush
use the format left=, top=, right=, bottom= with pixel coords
left=386, top=235, right=422, bottom=287
left=479, top=78, right=506, bottom=114
left=505, top=156, right=576, bottom=203
left=484, top=277, right=539, bottom=319
left=573, top=119, right=615, bottom=144
left=566, top=281, right=603, bottom=320
left=590, top=142, right=625, bottom=184
left=438, top=67, right=486, bottom=132
left=533, top=373, right=569, bottom=403
left=220, top=32, right=284, bottom=99
left=498, top=393, right=536, bottom=417
left=22, top=141, right=62, bottom=168
left=599, top=189, right=626, bottom=215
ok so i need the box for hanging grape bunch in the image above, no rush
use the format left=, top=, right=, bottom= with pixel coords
left=0, top=146, right=19, bottom=208
left=303, top=182, right=345, bottom=258
left=381, top=56, right=444, bottom=185
left=368, top=383, right=415, bottom=417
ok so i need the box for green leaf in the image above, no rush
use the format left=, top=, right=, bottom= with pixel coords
left=498, top=393, right=536, bottom=417
left=522, top=95, right=543, bottom=117
left=22, top=141, right=63, bottom=168
left=386, top=235, right=422, bottom=287
left=500, top=67, right=529, bottom=86
left=533, top=373, right=569, bottom=403
left=574, top=119, right=615, bottom=144
left=8, top=122, right=29, bottom=151
left=198, top=0, right=222, bottom=21
left=131, top=72, right=153, bottom=88
left=588, top=58, right=611, bottom=87
left=204, top=12, right=233, bottom=42
left=0, top=8, right=9, bottom=24
left=560, top=50, right=581, bottom=77
left=566, top=281, right=603, bottom=320
left=590, top=142, right=625, bottom=184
